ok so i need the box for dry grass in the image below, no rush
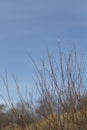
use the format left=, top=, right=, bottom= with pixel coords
left=2, top=110, right=87, bottom=130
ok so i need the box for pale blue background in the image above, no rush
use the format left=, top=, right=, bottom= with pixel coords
left=0, top=0, right=87, bottom=103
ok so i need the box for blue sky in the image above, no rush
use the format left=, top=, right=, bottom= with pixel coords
left=0, top=0, right=87, bottom=103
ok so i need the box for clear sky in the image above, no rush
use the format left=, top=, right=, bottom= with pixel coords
left=0, top=0, right=87, bottom=103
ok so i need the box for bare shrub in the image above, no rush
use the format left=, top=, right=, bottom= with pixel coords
left=0, top=46, right=87, bottom=130
left=32, top=47, right=87, bottom=130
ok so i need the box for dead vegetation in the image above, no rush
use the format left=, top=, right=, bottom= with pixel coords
left=0, top=46, right=87, bottom=130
